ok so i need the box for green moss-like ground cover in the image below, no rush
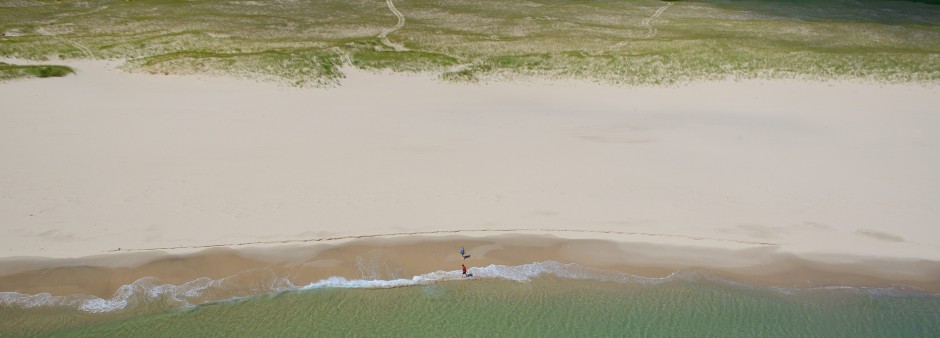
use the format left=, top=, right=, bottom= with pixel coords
left=0, top=62, right=74, bottom=80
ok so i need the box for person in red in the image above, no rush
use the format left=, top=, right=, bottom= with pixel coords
left=461, top=264, right=468, bottom=276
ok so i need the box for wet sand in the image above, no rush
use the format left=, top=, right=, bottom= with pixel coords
left=2, top=235, right=939, bottom=300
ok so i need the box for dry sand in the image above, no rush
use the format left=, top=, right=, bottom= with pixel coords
left=1, top=59, right=939, bottom=285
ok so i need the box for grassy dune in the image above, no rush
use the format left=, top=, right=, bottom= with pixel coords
left=0, top=0, right=938, bottom=85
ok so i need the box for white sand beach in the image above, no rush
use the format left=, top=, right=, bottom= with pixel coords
left=1, top=59, right=938, bottom=270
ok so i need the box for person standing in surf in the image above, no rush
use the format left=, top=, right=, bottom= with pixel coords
left=462, top=264, right=468, bottom=276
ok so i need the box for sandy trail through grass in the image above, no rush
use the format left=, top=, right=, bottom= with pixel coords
left=379, top=0, right=408, bottom=51
left=641, top=2, right=673, bottom=38
left=609, top=2, right=675, bottom=50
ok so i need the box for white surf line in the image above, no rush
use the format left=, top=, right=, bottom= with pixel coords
left=36, top=27, right=95, bottom=59
left=378, top=0, right=409, bottom=51
left=106, top=228, right=779, bottom=253
left=640, top=2, right=674, bottom=39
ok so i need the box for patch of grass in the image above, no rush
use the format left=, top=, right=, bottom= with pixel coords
left=127, top=49, right=344, bottom=87
left=350, top=43, right=459, bottom=72
left=0, top=63, right=75, bottom=81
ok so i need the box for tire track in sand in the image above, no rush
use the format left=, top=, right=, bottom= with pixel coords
left=609, top=2, right=674, bottom=50
left=37, top=27, right=95, bottom=59
left=640, top=2, right=673, bottom=39
left=378, top=0, right=409, bottom=51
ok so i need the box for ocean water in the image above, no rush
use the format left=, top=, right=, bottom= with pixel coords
left=2, top=262, right=939, bottom=337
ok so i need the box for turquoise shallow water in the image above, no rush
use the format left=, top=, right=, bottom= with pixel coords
left=6, top=268, right=939, bottom=337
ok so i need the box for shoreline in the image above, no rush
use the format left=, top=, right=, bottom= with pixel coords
left=2, top=234, right=940, bottom=301
left=5, top=236, right=939, bottom=338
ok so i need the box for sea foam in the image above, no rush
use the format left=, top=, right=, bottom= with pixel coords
left=299, top=261, right=677, bottom=290
left=1, top=276, right=226, bottom=314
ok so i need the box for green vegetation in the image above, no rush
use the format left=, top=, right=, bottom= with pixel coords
left=0, top=0, right=938, bottom=86
left=0, top=62, right=74, bottom=80
left=125, top=49, right=344, bottom=86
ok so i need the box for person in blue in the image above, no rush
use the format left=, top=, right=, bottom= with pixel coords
left=460, top=247, right=465, bottom=257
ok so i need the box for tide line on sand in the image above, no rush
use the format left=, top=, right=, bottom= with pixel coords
left=104, top=228, right=778, bottom=254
